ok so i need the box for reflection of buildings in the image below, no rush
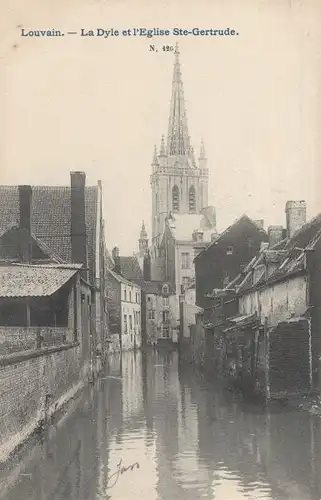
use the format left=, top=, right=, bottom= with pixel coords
left=2, top=352, right=321, bottom=500
left=178, top=358, right=321, bottom=500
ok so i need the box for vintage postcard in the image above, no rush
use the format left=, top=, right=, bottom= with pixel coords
left=0, top=0, right=321, bottom=499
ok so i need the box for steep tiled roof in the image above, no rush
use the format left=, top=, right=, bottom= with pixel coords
left=230, top=213, right=321, bottom=294
left=0, top=264, right=80, bottom=298
left=144, top=280, right=174, bottom=295
left=119, top=256, right=143, bottom=280
left=194, top=214, right=268, bottom=261
left=108, top=268, right=141, bottom=288
left=0, top=185, right=98, bottom=283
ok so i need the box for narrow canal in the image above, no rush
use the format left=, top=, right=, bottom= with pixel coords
left=1, top=350, right=321, bottom=500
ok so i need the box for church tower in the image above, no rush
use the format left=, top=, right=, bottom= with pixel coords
left=150, top=45, right=209, bottom=241
left=138, top=220, right=149, bottom=252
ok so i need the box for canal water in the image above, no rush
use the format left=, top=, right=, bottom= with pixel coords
left=1, top=350, right=321, bottom=500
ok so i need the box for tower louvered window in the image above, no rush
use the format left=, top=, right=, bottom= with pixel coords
left=172, top=185, right=180, bottom=212
left=189, top=185, right=196, bottom=212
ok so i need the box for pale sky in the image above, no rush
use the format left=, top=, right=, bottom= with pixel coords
left=1, top=0, right=321, bottom=254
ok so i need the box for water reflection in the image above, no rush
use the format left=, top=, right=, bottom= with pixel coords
left=0, top=350, right=321, bottom=499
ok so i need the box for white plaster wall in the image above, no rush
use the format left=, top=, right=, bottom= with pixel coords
left=120, top=282, right=142, bottom=351
left=239, top=275, right=307, bottom=327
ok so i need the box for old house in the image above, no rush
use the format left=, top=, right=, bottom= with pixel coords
left=203, top=200, right=321, bottom=400
left=194, top=215, right=269, bottom=310
left=0, top=262, right=91, bottom=357
left=149, top=212, right=216, bottom=344
left=0, top=178, right=102, bottom=462
left=0, top=172, right=107, bottom=363
left=106, top=266, right=142, bottom=352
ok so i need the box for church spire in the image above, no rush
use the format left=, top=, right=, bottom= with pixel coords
left=199, top=138, right=207, bottom=159
left=166, top=43, right=190, bottom=156
left=139, top=220, right=148, bottom=252
left=152, top=145, right=158, bottom=165
left=159, top=134, right=166, bottom=156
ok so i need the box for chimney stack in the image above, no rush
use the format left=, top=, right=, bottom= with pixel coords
left=285, top=200, right=307, bottom=238
left=112, top=246, right=121, bottom=275
left=18, top=185, right=32, bottom=263
left=254, top=219, right=264, bottom=229
left=70, top=171, right=88, bottom=280
left=143, top=250, right=151, bottom=281
left=268, top=225, right=285, bottom=248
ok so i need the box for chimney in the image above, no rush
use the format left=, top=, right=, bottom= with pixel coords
left=18, top=185, right=32, bottom=263
left=254, top=219, right=264, bottom=229
left=143, top=250, right=151, bottom=281
left=112, top=246, right=121, bottom=275
left=70, top=171, right=88, bottom=280
left=285, top=200, right=307, bottom=238
left=268, top=225, right=284, bottom=248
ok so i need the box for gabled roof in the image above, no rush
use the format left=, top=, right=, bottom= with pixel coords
left=0, top=263, right=82, bottom=298
left=119, top=256, right=143, bottom=280
left=108, top=268, right=141, bottom=288
left=194, top=214, right=267, bottom=261
left=0, top=185, right=99, bottom=283
left=228, top=213, right=321, bottom=294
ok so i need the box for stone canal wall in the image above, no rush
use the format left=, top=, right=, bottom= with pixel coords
left=0, top=342, right=88, bottom=464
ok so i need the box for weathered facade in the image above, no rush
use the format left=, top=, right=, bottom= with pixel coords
left=106, top=269, right=142, bottom=352
left=194, top=215, right=269, bottom=310
left=0, top=175, right=107, bottom=463
left=144, top=280, right=176, bottom=347
left=0, top=173, right=108, bottom=362
left=182, top=202, right=321, bottom=400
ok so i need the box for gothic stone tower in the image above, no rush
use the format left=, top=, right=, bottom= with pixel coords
left=150, top=45, right=209, bottom=242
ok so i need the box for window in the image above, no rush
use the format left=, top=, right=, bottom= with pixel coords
left=172, top=185, right=180, bottom=212
left=163, top=310, right=169, bottom=323
left=182, top=277, right=190, bottom=290
left=148, top=297, right=151, bottom=302
left=162, top=297, right=169, bottom=307
left=129, top=291, right=132, bottom=303
left=129, top=315, right=133, bottom=331
left=124, top=315, right=128, bottom=334
left=148, top=310, right=155, bottom=320
left=162, top=327, right=170, bottom=338
left=181, top=252, right=190, bottom=269
left=124, top=289, right=127, bottom=301
left=247, top=237, right=254, bottom=250
left=226, top=246, right=234, bottom=255
left=189, top=185, right=196, bottom=212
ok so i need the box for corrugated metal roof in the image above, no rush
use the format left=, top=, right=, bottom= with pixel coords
left=0, top=265, right=79, bottom=298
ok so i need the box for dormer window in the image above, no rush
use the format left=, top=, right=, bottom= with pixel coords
left=226, top=246, right=234, bottom=255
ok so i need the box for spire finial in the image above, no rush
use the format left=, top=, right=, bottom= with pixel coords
left=152, top=145, right=158, bottom=165
left=160, top=134, right=166, bottom=156
left=199, top=138, right=207, bottom=159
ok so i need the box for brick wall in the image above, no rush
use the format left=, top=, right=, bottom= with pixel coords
left=268, top=318, right=311, bottom=398
left=0, top=344, right=85, bottom=464
left=0, top=327, right=71, bottom=355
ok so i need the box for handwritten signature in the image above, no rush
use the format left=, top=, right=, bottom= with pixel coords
left=106, top=459, right=140, bottom=489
